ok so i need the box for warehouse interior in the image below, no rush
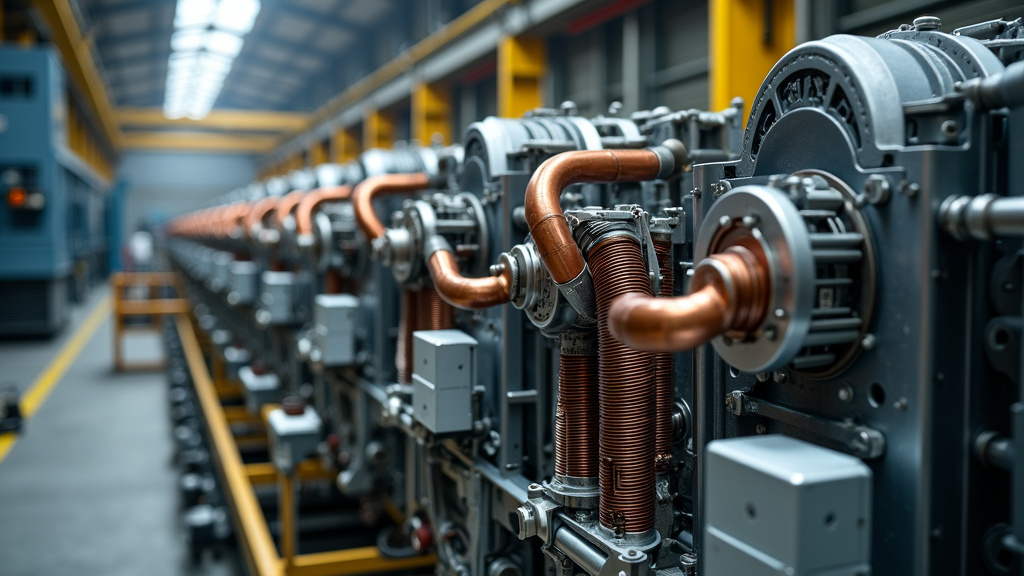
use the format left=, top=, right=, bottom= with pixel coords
left=1, top=1, right=1023, bottom=575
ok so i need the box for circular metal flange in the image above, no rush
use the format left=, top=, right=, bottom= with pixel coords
left=695, top=185, right=816, bottom=372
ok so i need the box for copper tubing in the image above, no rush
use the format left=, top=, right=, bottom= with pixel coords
left=590, top=235, right=656, bottom=534
left=524, top=149, right=664, bottom=285
left=353, top=173, right=432, bottom=241
left=295, top=186, right=351, bottom=238
left=274, top=190, right=307, bottom=230
left=426, top=251, right=512, bottom=310
left=554, top=335, right=598, bottom=481
left=608, top=238, right=770, bottom=353
left=417, top=288, right=454, bottom=331
left=247, top=197, right=280, bottom=239
left=396, top=289, right=419, bottom=384
left=653, top=239, right=674, bottom=472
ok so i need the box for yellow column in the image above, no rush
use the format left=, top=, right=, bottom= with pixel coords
left=309, top=140, right=328, bottom=167
left=333, top=125, right=361, bottom=163
left=412, top=81, right=451, bottom=146
left=710, top=0, right=795, bottom=119
left=363, top=108, right=395, bottom=150
left=497, top=35, right=545, bottom=118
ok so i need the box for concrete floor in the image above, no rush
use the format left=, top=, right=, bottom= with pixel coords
left=0, top=286, right=243, bottom=576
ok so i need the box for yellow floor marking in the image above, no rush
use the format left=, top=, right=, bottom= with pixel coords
left=0, top=293, right=112, bottom=464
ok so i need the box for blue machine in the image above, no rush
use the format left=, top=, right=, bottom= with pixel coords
left=0, top=48, right=111, bottom=336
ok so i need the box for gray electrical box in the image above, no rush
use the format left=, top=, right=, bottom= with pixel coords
left=257, top=271, right=296, bottom=325
left=704, top=435, right=872, bottom=576
left=267, top=406, right=322, bottom=474
left=412, top=330, right=477, bottom=434
left=239, top=365, right=280, bottom=415
left=313, top=294, right=360, bottom=367
left=228, top=261, right=258, bottom=306
left=211, top=251, right=233, bottom=292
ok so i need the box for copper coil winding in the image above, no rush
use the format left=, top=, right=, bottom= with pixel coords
left=555, top=344, right=599, bottom=480
left=589, top=235, right=656, bottom=534
left=653, top=238, right=674, bottom=472
left=418, top=288, right=455, bottom=331
left=396, top=289, right=418, bottom=383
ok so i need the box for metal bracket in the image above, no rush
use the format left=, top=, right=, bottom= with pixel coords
left=726, top=391, right=886, bottom=459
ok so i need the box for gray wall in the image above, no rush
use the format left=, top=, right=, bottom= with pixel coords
left=118, top=151, right=257, bottom=239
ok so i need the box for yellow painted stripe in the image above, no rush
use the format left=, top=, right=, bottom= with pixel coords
left=0, top=293, right=112, bottom=464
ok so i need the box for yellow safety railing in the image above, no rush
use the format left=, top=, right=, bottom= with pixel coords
left=110, top=272, right=190, bottom=372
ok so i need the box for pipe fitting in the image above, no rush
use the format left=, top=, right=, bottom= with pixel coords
left=352, top=173, right=432, bottom=241
left=295, top=185, right=352, bottom=244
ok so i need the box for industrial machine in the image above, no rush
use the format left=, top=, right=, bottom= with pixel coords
left=166, top=16, right=1024, bottom=576
left=0, top=48, right=111, bottom=335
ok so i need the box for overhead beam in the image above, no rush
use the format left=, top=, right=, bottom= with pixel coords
left=31, top=0, right=123, bottom=150
left=117, top=108, right=309, bottom=132
left=123, top=131, right=277, bottom=153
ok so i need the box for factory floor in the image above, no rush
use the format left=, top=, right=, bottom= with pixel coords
left=0, top=285, right=243, bottom=576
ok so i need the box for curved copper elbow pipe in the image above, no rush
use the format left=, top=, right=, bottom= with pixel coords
left=608, top=245, right=770, bottom=352
left=246, top=197, right=280, bottom=239
left=295, top=186, right=351, bottom=238
left=524, top=149, right=664, bottom=284
left=427, top=250, right=512, bottom=310
left=274, top=190, right=307, bottom=230
left=353, top=173, right=431, bottom=240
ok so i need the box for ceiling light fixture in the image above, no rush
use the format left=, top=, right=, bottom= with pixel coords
left=162, top=0, right=261, bottom=119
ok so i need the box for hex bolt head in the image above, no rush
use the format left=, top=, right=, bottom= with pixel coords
left=863, top=175, right=891, bottom=205
left=838, top=385, right=854, bottom=403
left=718, top=215, right=732, bottom=228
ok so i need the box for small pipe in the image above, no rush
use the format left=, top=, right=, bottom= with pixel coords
left=523, top=149, right=667, bottom=285
left=353, top=173, right=432, bottom=241
left=608, top=243, right=770, bottom=352
left=246, top=197, right=280, bottom=240
left=274, top=190, right=307, bottom=231
left=426, top=250, right=512, bottom=310
left=295, top=185, right=352, bottom=244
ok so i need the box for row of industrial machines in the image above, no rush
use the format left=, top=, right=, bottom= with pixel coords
left=166, top=18, right=1024, bottom=576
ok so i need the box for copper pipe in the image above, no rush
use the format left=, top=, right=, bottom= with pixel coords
left=653, top=239, right=674, bottom=472
left=555, top=332, right=598, bottom=481
left=608, top=239, right=770, bottom=353
left=524, top=149, right=664, bottom=285
left=353, top=173, right=431, bottom=241
left=247, top=197, right=280, bottom=239
left=426, top=251, right=512, bottom=310
left=590, top=235, right=656, bottom=535
left=295, top=186, right=352, bottom=238
left=274, top=190, right=307, bottom=230
left=417, top=288, right=454, bottom=331
left=396, top=289, right=419, bottom=384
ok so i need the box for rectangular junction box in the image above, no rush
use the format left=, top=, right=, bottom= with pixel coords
left=412, top=330, right=477, bottom=435
left=239, top=365, right=280, bottom=415
left=267, top=405, right=322, bottom=474
left=258, top=271, right=296, bottom=325
left=228, top=261, right=258, bottom=306
left=704, top=434, right=872, bottom=576
left=211, top=251, right=233, bottom=292
left=313, top=294, right=360, bottom=367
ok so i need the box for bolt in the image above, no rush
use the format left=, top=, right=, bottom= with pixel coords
left=773, top=370, right=788, bottom=384
left=913, top=15, right=941, bottom=31
left=838, top=385, right=854, bottom=403
left=718, top=215, right=732, bottom=228
left=894, top=397, right=909, bottom=411
left=899, top=180, right=920, bottom=198
left=628, top=549, right=638, bottom=557
left=941, top=120, right=959, bottom=139
left=725, top=395, right=736, bottom=411
left=756, top=372, right=771, bottom=383
left=742, top=214, right=759, bottom=228
left=489, top=263, right=506, bottom=276
left=690, top=189, right=701, bottom=199
left=861, top=334, right=876, bottom=351
left=774, top=308, right=786, bottom=319
left=763, top=325, right=778, bottom=341
left=755, top=424, right=767, bottom=434
left=863, top=175, right=891, bottom=205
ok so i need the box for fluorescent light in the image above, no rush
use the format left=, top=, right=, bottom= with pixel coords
left=164, top=0, right=261, bottom=119
left=214, top=0, right=261, bottom=34
left=174, top=0, right=216, bottom=28
left=205, top=30, right=243, bottom=56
